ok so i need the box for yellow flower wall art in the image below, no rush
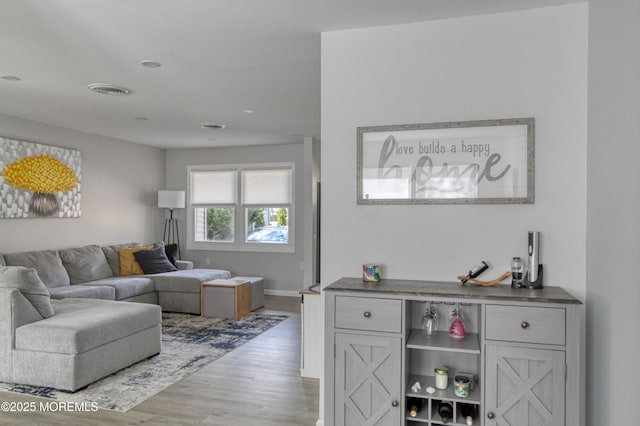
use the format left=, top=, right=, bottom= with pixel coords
left=0, top=137, right=81, bottom=218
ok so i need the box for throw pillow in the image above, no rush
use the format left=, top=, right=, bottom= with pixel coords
left=118, top=244, right=153, bottom=276
left=164, top=243, right=178, bottom=266
left=60, top=245, right=113, bottom=284
left=134, top=247, right=178, bottom=274
left=101, top=242, right=141, bottom=276
left=0, top=266, right=55, bottom=318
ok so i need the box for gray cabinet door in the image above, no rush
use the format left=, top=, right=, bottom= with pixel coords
left=485, top=345, right=566, bottom=426
left=335, top=333, right=402, bottom=426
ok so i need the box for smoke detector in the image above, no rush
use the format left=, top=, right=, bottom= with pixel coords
left=140, top=60, right=162, bottom=68
left=88, top=83, right=132, bottom=95
left=200, top=123, right=227, bottom=130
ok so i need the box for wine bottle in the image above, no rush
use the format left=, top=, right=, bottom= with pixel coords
left=438, top=401, right=453, bottom=424
left=459, top=404, right=477, bottom=425
left=461, top=261, right=489, bottom=284
left=407, top=397, right=423, bottom=417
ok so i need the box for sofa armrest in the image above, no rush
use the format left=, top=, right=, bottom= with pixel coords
left=0, top=288, right=43, bottom=382
left=175, top=260, right=193, bottom=270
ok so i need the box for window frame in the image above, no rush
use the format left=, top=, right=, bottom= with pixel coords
left=187, top=162, right=295, bottom=253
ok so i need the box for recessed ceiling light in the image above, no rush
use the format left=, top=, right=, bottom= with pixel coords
left=0, top=75, right=21, bottom=81
left=242, top=109, right=255, bottom=114
left=200, top=123, right=227, bottom=130
left=140, top=60, right=162, bottom=68
left=88, top=83, right=132, bottom=95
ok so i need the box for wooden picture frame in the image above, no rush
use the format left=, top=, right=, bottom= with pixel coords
left=357, top=118, right=534, bottom=204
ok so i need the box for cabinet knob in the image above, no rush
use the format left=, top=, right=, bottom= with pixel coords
left=521, top=321, right=530, bottom=329
left=363, top=311, right=371, bottom=318
left=487, top=412, right=496, bottom=419
left=391, top=400, right=399, bottom=407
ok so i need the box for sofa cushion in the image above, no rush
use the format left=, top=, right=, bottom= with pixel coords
left=60, top=245, right=113, bottom=285
left=80, top=276, right=155, bottom=300
left=152, top=269, right=231, bottom=293
left=2, top=250, right=70, bottom=288
left=101, top=242, right=140, bottom=276
left=175, top=260, right=194, bottom=270
left=0, top=266, right=55, bottom=318
left=118, top=244, right=154, bottom=276
left=48, top=284, right=115, bottom=300
left=134, top=247, right=178, bottom=274
left=15, top=298, right=161, bottom=354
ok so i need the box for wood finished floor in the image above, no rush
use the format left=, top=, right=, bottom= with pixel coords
left=0, top=296, right=320, bottom=426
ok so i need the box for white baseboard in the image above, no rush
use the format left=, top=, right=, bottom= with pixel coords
left=264, top=289, right=300, bottom=297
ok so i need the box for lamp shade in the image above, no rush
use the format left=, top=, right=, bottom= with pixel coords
left=158, top=190, right=185, bottom=209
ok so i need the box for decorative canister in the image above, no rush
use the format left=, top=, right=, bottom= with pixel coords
left=454, top=375, right=471, bottom=398
left=362, top=264, right=381, bottom=282
left=434, top=366, right=449, bottom=390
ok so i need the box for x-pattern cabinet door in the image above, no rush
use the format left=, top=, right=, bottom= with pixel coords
left=485, top=345, right=566, bottom=426
left=335, top=333, right=402, bottom=426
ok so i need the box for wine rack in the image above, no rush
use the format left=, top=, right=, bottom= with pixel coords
left=405, top=302, right=481, bottom=425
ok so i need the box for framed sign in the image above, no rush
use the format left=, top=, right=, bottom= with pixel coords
left=357, top=118, right=534, bottom=204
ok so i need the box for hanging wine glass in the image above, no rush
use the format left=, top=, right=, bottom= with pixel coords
left=421, top=301, right=438, bottom=337
left=449, top=302, right=466, bottom=340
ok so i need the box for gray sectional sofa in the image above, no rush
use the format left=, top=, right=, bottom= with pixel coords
left=0, top=243, right=231, bottom=313
left=0, top=242, right=232, bottom=392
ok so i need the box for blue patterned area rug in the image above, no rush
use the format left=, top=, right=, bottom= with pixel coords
left=0, top=312, right=288, bottom=412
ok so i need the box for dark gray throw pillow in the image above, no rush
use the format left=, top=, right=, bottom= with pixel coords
left=133, top=247, right=178, bottom=274
left=164, top=243, right=178, bottom=266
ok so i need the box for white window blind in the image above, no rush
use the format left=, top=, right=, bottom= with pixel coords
left=242, top=168, right=292, bottom=205
left=191, top=170, right=236, bottom=204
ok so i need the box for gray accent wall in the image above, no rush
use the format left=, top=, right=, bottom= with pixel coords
left=164, top=143, right=307, bottom=295
left=0, top=113, right=165, bottom=253
left=587, top=1, right=640, bottom=425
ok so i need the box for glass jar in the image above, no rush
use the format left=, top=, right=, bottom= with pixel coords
left=454, top=375, right=471, bottom=398
left=434, top=366, right=448, bottom=390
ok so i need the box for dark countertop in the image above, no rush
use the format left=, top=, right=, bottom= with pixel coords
left=324, top=277, right=582, bottom=305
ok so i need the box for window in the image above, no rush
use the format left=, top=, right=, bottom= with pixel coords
left=188, top=163, right=294, bottom=252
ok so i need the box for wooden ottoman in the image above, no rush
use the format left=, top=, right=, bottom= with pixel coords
left=201, top=279, right=251, bottom=320
left=231, top=276, right=264, bottom=310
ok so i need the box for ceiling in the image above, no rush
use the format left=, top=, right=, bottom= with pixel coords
left=0, top=0, right=581, bottom=149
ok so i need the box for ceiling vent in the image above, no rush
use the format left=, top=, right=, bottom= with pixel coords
left=200, top=123, right=227, bottom=130
left=88, top=83, right=132, bottom=95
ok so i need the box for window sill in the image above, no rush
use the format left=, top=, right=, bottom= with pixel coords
left=187, top=241, right=295, bottom=254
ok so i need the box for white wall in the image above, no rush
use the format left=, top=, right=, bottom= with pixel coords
left=303, top=137, right=321, bottom=288
left=0, top=113, right=165, bottom=253
left=165, top=143, right=306, bottom=294
left=321, top=4, right=588, bottom=297
left=587, top=1, right=640, bottom=425
left=320, top=4, right=588, bottom=422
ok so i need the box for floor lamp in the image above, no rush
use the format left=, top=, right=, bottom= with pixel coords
left=158, top=190, right=185, bottom=259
